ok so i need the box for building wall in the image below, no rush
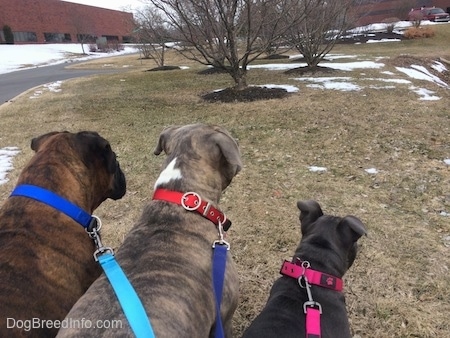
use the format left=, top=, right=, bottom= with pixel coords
left=0, top=0, right=134, bottom=43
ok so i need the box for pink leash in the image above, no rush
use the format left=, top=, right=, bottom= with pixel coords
left=280, top=259, right=344, bottom=338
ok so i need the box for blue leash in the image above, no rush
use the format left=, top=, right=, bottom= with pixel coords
left=10, top=184, right=155, bottom=338
left=212, top=242, right=229, bottom=338
left=97, top=253, right=155, bottom=338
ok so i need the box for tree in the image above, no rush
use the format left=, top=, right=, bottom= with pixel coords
left=285, top=0, right=355, bottom=70
left=146, top=0, right=310, bottom=90
left=71, top=9, right=97, bottom=54
left=134, top=7, right=172, bottom=67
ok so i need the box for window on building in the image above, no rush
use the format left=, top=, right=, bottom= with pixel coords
left=77, top=34, right=96, bottom=43
left=102, top=35, right=119, bottom=42
left=122, top=36, right=132, bottom=43
left=44, top=33, right=71, bottom=43
left=13, top=31, right=37, bottom=42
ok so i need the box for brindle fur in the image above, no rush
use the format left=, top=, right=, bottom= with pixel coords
left=57, top=124, right=242, bottom=338
left=242, top=200, right=367, bottom=338
left=0, top=131, right=126, bottom=337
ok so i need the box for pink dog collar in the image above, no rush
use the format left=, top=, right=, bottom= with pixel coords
left=280, top=260, right=343, bottom=291
left=280, top=258, right=344, bottom=338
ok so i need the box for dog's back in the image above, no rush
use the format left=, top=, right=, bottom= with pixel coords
left=0, top=131, right=126, bottom=337
left=57, top=124, right=242, bottom=338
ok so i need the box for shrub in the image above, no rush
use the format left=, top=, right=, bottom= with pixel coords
left=403, top=26, right=435, bottom=39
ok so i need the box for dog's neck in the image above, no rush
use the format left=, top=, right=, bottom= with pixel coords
left=154, top=157, right=223, bottom=204
left=294, top=246, right=348, bottom=278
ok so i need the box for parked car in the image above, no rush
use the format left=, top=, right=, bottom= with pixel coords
left=408, top=7, right=450, bottom=22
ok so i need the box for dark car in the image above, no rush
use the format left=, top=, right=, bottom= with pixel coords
left=408, top=7, right=450, bottom=22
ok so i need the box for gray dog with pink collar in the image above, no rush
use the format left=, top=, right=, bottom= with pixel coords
left=242, top=200, right=367, bottom=338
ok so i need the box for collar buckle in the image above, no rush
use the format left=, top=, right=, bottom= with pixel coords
left=181, top=191, right=202, bottom=211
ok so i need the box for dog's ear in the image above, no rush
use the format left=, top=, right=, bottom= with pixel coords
left=338, top=215, right=367, bottom=244
left=154, top=126, right=179, bottom=155
left=297, top=200, right=323, bottom=233
left=211, top=129, right=242, bottom=176
left=31, top=131, right=66, bottom=152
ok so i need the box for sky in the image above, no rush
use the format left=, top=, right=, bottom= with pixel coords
left=0, top=21, right=449, bottom=185
left=62, top=0, right=145, bottom=11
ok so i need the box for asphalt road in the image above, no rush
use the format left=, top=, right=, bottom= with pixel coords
left=0, top=62, right=124, bottom=105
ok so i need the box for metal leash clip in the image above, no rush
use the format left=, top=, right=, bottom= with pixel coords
left=297, top=261, right=322, bottom=314
left=86, top=215, right=115, bottom=261
left=212, top=221, right=230, bottom=250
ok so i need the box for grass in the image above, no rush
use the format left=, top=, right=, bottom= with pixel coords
left=1, top=24, right=449, bottom=337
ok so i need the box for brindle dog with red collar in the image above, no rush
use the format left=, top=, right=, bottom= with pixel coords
left=242, top=200, right=367, bottom=338
left=0, top=131, right=126, bottom=337
left=57, top=123, right=242, bottom=338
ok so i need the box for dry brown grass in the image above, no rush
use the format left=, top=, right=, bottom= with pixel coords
left=1, top=27, right=449, bottom=337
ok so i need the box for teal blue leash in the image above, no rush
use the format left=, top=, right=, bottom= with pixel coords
left=88, top=221, right=155, bottom=338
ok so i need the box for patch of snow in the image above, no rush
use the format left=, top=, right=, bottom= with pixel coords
left=365, top=168, right=378, bottom=174
left=308, top=166, right=327, bottom=172
left=0, top=147, right=21, bottom=185
left=410, top=87, right=441, bottom=101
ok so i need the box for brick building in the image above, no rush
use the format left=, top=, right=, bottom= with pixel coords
left=0, top=0, right=134, bottom=44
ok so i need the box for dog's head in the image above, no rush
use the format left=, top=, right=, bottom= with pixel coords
left=29, top=131, right=126, bottom=208
left=295, top=200, right=367, bottom=274
left=154, top=123, right=242, bottom=191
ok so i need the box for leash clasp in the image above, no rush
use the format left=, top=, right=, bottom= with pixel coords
left=300, top=276, right=323, bottom=314
left=303, top=301, right=322, bottom=314
left=298, top=262, right=323, bottom=314
left=86, top=215, right=115, bottom=261
left=212, top=221, right=230, bottom=250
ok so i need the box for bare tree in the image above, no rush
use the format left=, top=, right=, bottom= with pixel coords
left=71, top=9, right=97, bottom=54
left=286, top=0, right=355, bottom=70
left=146, top=0, right=310, bottom=90
left=134, top=7, right=172, bottom=67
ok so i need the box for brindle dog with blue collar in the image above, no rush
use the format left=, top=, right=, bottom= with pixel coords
left=242, top=200, right=367, bottom=338
left=57, top=123, right=242, bottom=338
left=0, top=131, right=126, bottom=338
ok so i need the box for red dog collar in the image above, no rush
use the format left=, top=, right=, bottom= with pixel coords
left=152, top=189, right=232, bottom=231
left=280, top=259, right=343, bottom=292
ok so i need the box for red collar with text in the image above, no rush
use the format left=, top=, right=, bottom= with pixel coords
left=152, top=189, right=232, bottom=231
left=280, top=259, right=343, bottom=292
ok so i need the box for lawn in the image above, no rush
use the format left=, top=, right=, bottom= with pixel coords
left=1, top=24, right=449, bottom=337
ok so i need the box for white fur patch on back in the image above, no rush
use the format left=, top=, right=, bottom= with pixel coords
left=154, top=158, right=182, bottom=189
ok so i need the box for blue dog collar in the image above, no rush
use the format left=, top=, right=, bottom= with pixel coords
left=10, top=184, right=93, bottom=228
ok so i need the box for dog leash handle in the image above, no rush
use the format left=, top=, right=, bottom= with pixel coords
left=98, top=253, right=156, bottom=338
